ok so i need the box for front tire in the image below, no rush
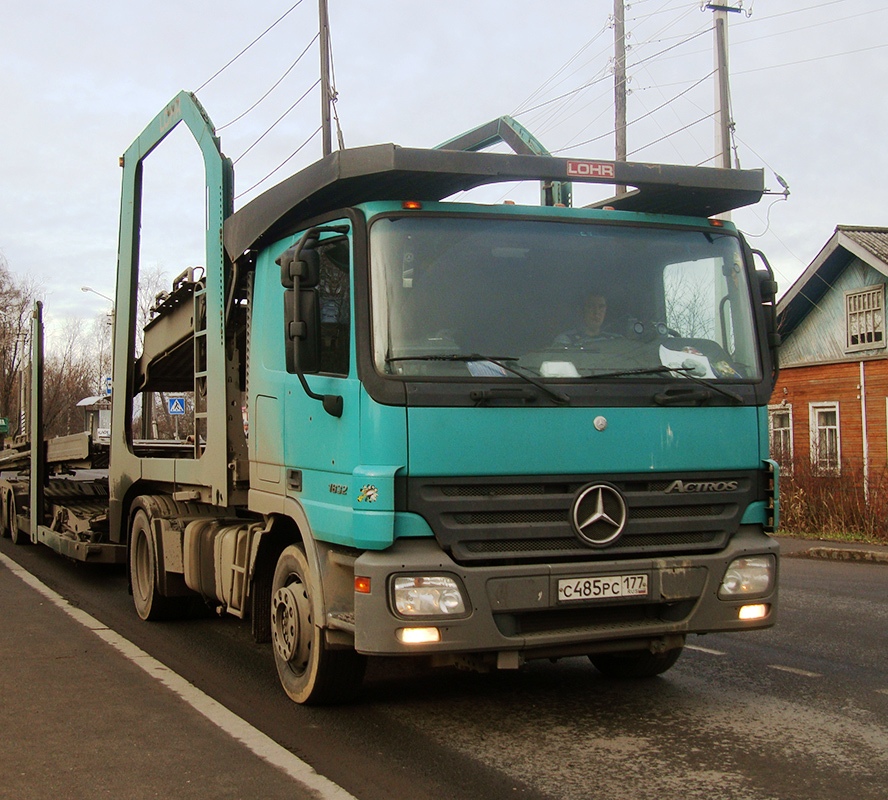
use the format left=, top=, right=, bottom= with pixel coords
left=590, top=647, right=683, bottom=678
left=0, top=490, right=10, bottom=538
left=8, top=492, right=29, bottom=546
left=129, top=505, right=187, bottom=621
left=271, top=544, right=366, bottom=705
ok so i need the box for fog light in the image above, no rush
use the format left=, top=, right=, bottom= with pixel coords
left=397, top=627, right=441, bottom=644
left=393, top=575, right=467, bottom=617
left=719, top=555, right=775, bottom=598
left=739, top=603, right=769, bottom=621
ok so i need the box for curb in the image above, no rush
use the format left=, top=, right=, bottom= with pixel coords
left=783, top=547, right=888, bottom=565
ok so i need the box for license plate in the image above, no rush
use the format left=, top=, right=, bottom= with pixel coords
left=557, top=573, right=649, bottom=603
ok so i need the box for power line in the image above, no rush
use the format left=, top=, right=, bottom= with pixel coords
left=218, top=33, right=319, bottom=131
left=514, top=3, right=708, bottom=153
left=733, top=4, right=888, bottom=45
left=195, top=0, right=307, bottom=93
left=627, top=110, right=717, bottom=158
left=552, top=67, right=714, bottom=155
left=734, top=41, right=888, bottom=75
left=542, top=86, right=614, bottom=149
left=513, top=24, right=610, bottom=117
left=516, top=72, right=613, bottom=120
left=627, top=24, right=711, bottom=71
left=234, top=126, right=322, bottom=200
left=233, top=78, right=320, bottom=165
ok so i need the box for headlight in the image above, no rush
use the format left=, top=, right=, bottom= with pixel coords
left=719, top=555, right=775, bottom=598
left=392, top=575, right=467, bottom=617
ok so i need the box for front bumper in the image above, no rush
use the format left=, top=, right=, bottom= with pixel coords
left=352, top=526, right=778, bottom=659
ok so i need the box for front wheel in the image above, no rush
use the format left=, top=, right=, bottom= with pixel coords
left=271, top=544, right=366, bottom=705
left=129, top=505, right=188, bottom=621
left=590, top=647, right=683, bottom=679
left=0, top=490, right=10, bottom=538
left=8, top=492, right=29, bottom=546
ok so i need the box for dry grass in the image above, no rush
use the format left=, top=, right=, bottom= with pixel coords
left=777, top=460, right=888, bottom=545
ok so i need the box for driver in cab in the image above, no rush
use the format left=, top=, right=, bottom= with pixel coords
left=553, top=292, right=619, bottom=348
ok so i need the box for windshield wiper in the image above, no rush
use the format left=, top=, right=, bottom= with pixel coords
left=669, top=368, right=744, bottom=404
left=582, top=365, right=681, bottom=381
left=386, top=354, right=570, bottom=405
left=646, top=366, right=743, bottom=404
left=581, top=364, right=743, bottom=404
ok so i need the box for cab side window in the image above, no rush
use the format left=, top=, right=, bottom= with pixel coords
left=315, top=236, right=350, bottom=376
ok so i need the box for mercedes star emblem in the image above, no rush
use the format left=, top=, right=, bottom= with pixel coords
left=571, top=483, right=627, bottom=547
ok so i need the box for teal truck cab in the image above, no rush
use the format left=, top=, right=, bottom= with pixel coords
left=105, top=93, right=781, bottom=704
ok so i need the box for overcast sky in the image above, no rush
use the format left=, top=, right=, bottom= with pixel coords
left=2, top=0, right=886, bottom=322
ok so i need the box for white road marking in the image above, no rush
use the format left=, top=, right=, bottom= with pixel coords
left=686, top=644, right=726, bottom=656
left=0, top=553, right=357, bottom=800
left=768, top=664, right=822, bottom=678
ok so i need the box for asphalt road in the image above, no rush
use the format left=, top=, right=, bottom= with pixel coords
left=2, top=537, right=886, bottom=800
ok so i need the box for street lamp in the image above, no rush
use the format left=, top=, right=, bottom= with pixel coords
left=81, top=286, right=115, bottom=326
left=81, top=285, right=114, bottom=305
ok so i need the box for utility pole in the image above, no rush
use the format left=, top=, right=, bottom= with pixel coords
left=706, top=3, right=741, bottom=170
left=319, top=0, right=333, bottom=157
left=613, top=0, right=628, bottom=194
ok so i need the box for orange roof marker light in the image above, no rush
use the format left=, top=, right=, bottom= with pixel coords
left=402, top=201, right=423, bottom=210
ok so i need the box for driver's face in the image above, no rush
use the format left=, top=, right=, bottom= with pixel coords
left=583, top=295, right=607, bottom=335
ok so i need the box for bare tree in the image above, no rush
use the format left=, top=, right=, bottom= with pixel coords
left=664, top=264, right=716, bottom=339
left=135, top=262, right=172, bottom=356
left=43, top=317, right=94, bottom=438
left=80, top=311, right=113, bottom=396
left=0, top=253, right=41, bottom=436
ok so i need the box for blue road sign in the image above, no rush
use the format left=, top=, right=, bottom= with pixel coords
left=167, top=396, right=186, bottom=415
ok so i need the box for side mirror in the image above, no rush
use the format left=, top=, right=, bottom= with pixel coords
left=278, top=244, right=320, bottom=289
left=277, top=225, right=347, bottom=288
left=752, top=249, right=781, bottom=386
left=284, top=289, right=320, bottom=374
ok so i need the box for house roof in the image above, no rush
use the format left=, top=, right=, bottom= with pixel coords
left=776, top=226, right=888, bottom=336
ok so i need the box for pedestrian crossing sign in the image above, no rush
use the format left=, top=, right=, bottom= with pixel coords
left=167, top=396, right=186, bottom=415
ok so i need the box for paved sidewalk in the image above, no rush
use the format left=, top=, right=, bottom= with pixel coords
left=0, top=554, right=352, bottom=800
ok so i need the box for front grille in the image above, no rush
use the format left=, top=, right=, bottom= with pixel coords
left=442, top=484, right=549, bottom=497
left=404, top=471, right=760, bottom=565
left=454, top=510, right=567, bottom=525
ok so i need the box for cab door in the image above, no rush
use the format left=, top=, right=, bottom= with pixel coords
left=275, top=221, right=362, bottom=547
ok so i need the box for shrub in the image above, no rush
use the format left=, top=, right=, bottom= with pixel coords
left=777, top=459, right=888, bottom=543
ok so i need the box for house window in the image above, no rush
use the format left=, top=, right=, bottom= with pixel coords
left=809, top=402, right=840, bottom=474
left=846, top=285, right=885, bottom=351
left=768, top=404, right=793, bottom=471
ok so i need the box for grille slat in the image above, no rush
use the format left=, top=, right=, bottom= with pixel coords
left=405, top=472, right=759, bottom=565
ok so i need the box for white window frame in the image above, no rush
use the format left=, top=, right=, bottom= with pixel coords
left=845, top=285, right=886, bottom=352
left=768, top=404, right=793, bottom=473
left=809, top=401, right=840, bottom=475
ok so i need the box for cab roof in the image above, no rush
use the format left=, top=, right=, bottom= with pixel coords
left=222, top=144, right=764, bottom=260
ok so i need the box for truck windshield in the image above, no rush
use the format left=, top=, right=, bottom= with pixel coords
left=370, top=215, right=761, bottom=383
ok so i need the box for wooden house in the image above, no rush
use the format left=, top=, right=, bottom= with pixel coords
left=769, top=226, right=888, bottom=482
